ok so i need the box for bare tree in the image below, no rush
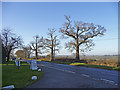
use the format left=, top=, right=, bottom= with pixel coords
left=23, top=45, right=32, bottom=58
left=1, top=28, right=23, bottom=62
left=30, top=35, right=44, bottom=59
left=10, top=50, right=15, bottom=59
left=60, top=16, right=106, bottom=61
left=43, top=28, right=60, bottom=61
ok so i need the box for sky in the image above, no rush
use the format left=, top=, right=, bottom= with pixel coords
left=2, top=2, right=118, bottom=55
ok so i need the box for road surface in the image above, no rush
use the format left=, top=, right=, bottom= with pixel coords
left=26, top=61, right=119, bottom=88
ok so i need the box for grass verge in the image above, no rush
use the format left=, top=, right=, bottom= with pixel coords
left=2, top=61, right=43, bottom=88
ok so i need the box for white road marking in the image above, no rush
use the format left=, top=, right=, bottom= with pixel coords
left=100, top=78, right=118, bottom=86
left=92, top=78, right=98, bottom=80
left=115, top=84, right=118, bottom=86
left=81, top=74, right=90, bottom=77
left=100, top=78, right=115, bottom=84
left=65, top=70, right=75, bottom=73
left=44, top=66, right=75, bottom=74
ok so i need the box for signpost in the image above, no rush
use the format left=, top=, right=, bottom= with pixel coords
left=15, top=60, right=20, bottom=70
left=18, top=60, right=19, bottom=70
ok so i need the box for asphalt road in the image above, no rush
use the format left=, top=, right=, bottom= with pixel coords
left=26, top=61, right=119, bottom=88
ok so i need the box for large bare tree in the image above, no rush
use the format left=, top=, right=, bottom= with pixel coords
left=30, top=35, right=44, bottom=59
left=60, top=16, right=106, bottom=61
left=43, top=29, right=60, bottom=61
left=1, top=28, right=23, bottom=62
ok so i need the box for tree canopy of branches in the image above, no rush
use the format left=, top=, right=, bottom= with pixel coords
left=2, top=43, right=6, bottom=63
left=1, top=28, right=23, bottom=62
left=43, top=28, right=60, bottom=61
left=60, top=16, right=106, bottom=61
left=0, top=36, right=5, bottom=63
left=23, top=45, right=32, bottom=58
left=30, top=35, right=44, bottom=59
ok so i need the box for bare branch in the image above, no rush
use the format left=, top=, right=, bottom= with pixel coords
left=2, top=28, right=23, bottom=61
left=29, top=35, right=44, bottom=59
left=59, top=15, right=106, bottom=60
left=44, top=28, right=60, bottom=61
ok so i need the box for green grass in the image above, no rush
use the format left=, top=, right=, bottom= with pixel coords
left=112, top=67, right=120, bottom=71
left=2, top=61, right=43, bottom=88
left=51, top=61, right=120, bottom=71
left=70, top=63, right=87, bottom=65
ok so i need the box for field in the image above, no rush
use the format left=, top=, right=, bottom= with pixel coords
left=37, top=55, right=119, bottom=70
left=2, top=61, right=43, bottom=88
left=81, top=55, right=118, bottom=67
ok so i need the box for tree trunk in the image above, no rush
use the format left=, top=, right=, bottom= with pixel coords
left=36, top=37, right=38, bottom=59
left=76, top=38, right=80, bottom=61
left=51, top=48, right=54, bottom=61
left=51, top=40, right=54, bottom=61
left=28, top=54, right=30, bottom=59
left=76, top=45, right=80, bottom=61
left=25, top=52, right=27, bottom=59
left=53, top=43, right=55, bottom=61
left=35, top=50, right=38, bottom=59
left=75, top=29, right=80, bottom=61
left=2, top=45, right=6, bottom=64
left=6, top=55, right=9, bottom=62
left=6, top=50, right=11, bottom=62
